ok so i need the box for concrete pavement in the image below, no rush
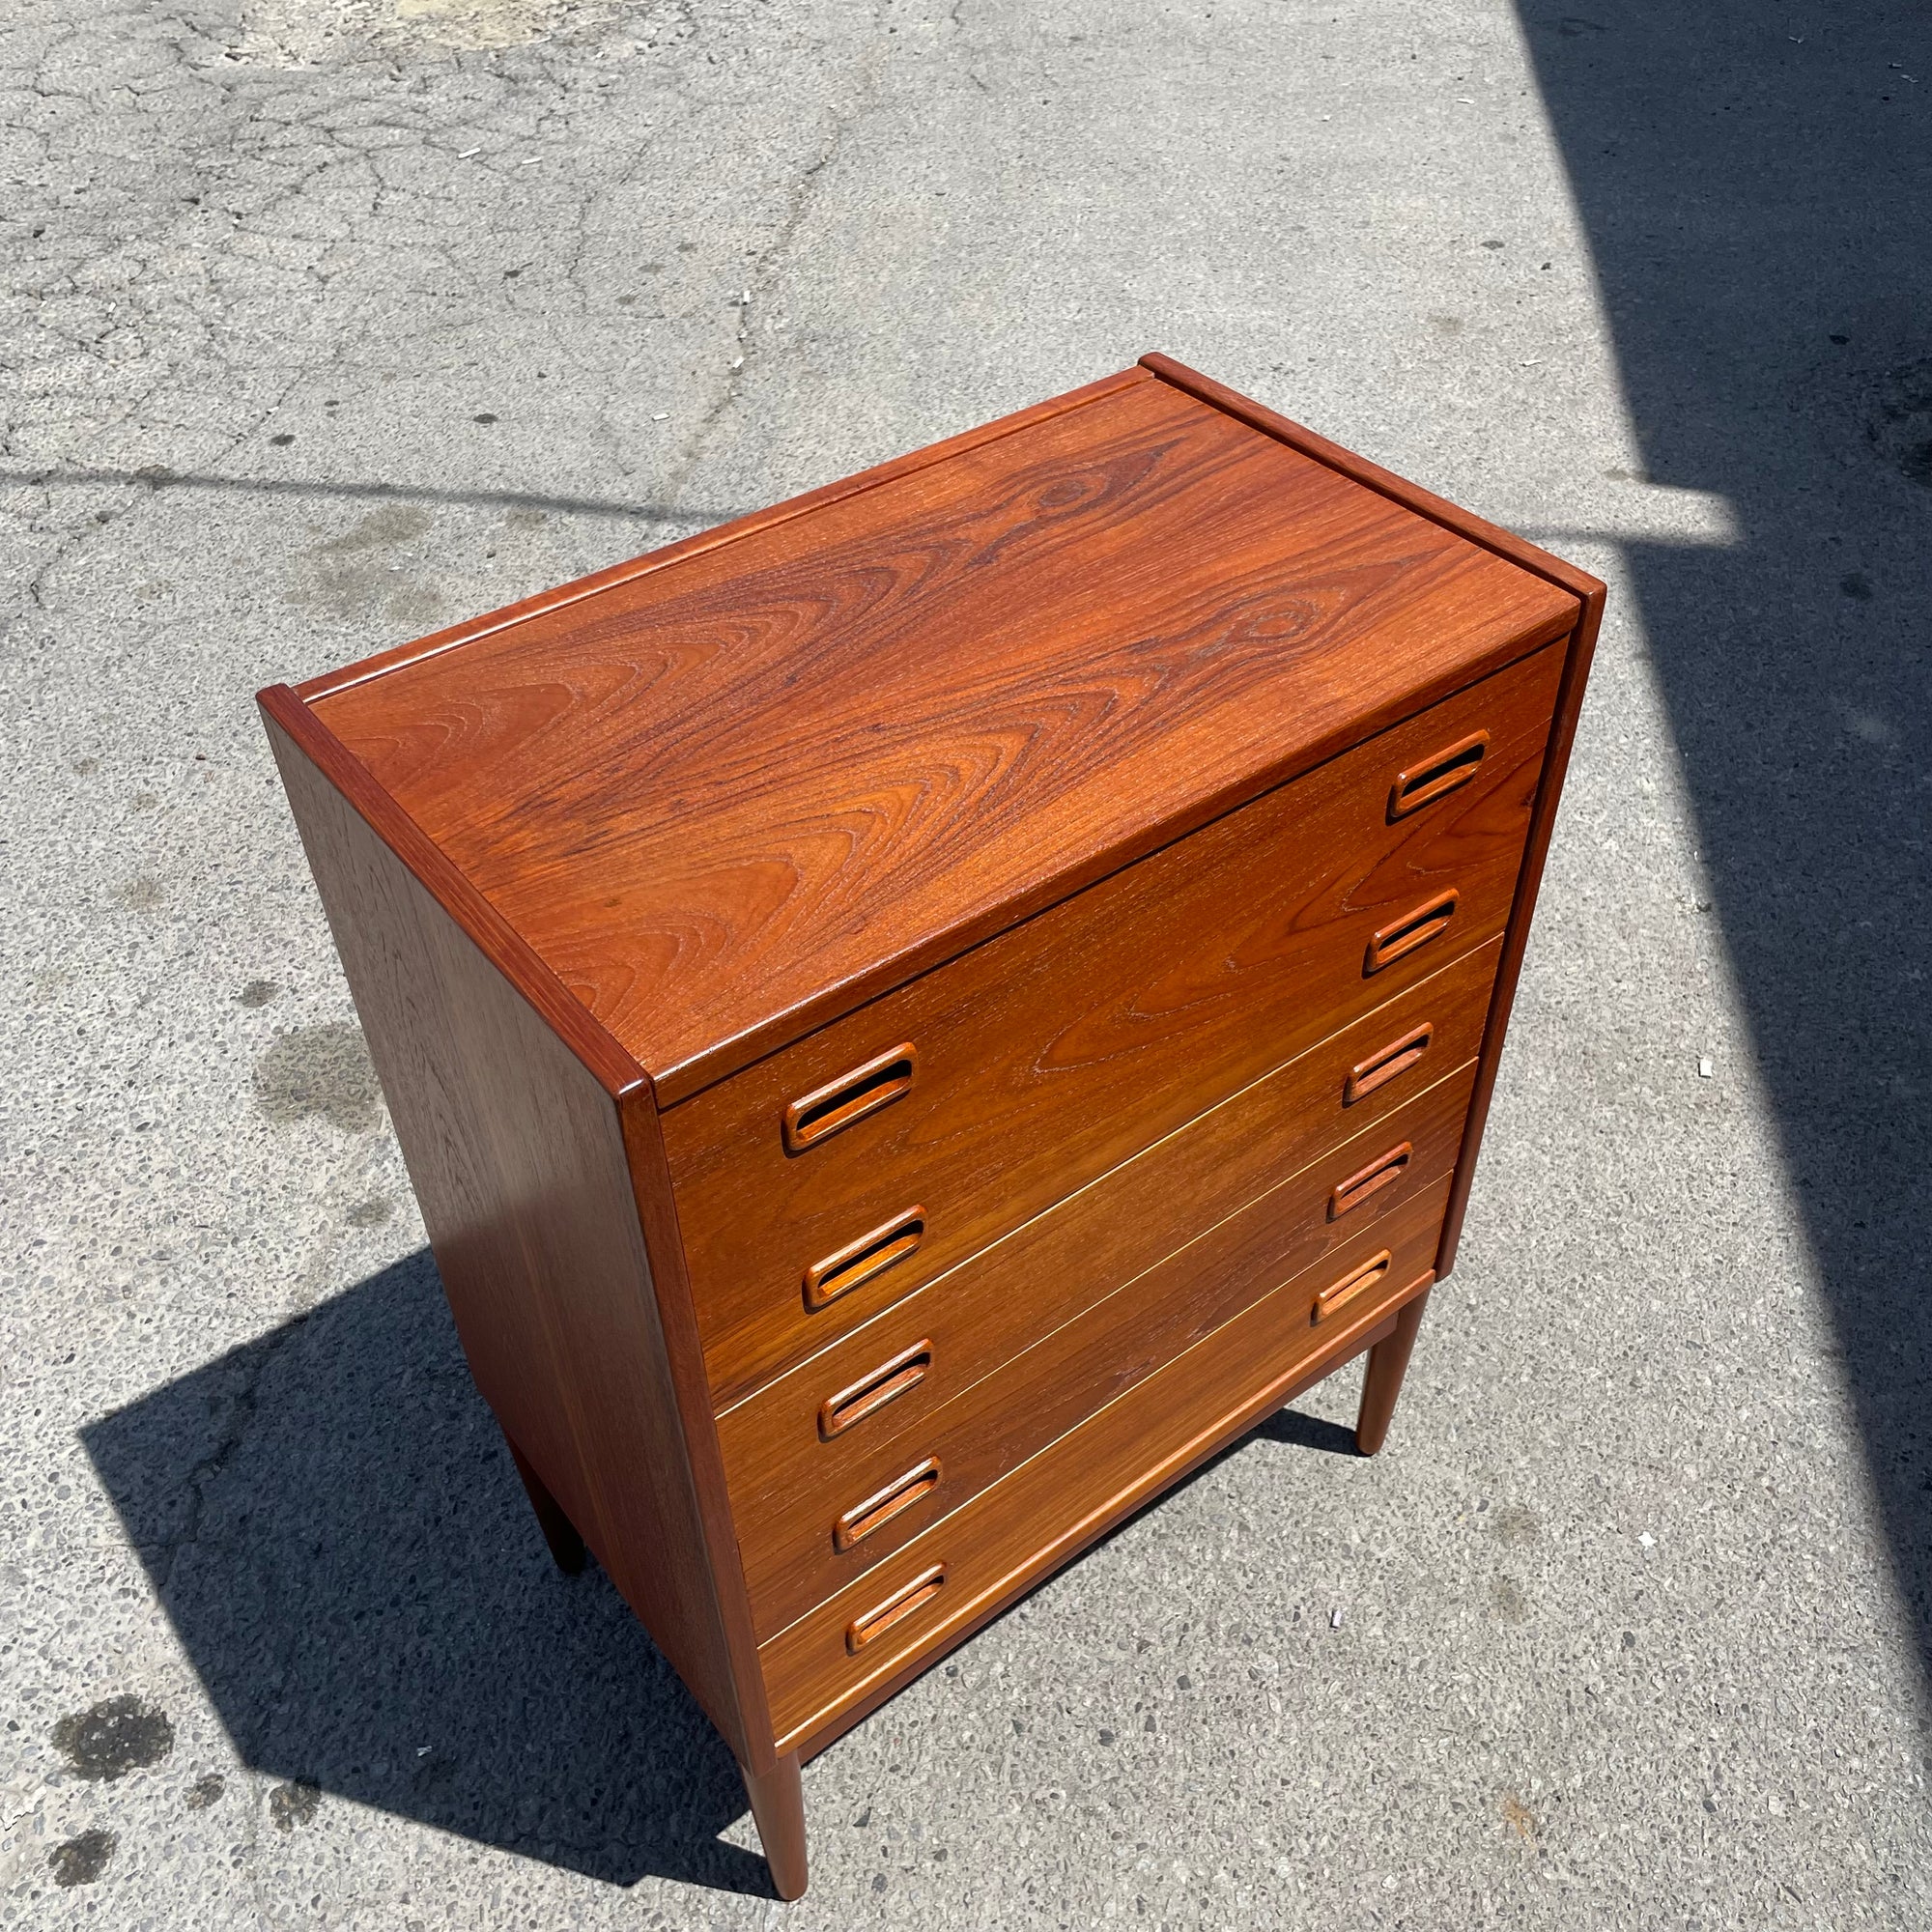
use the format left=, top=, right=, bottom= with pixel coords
left=4, top=1, right=1928, bottom=1924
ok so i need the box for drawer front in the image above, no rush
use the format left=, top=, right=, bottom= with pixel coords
left=742, top=1071, right=1465, bottom=1638
left=718, top=946, right=1496, bottom=1608
left=668, top=640, right=1562, bottom=1406
left=758, top=1193, right=1446, bottom=1746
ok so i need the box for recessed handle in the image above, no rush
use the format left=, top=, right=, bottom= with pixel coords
left=846, top=1564, right=947, bottom=1652
left=1364, top=891, right=1459, bottom=975
left=1388, top=730, right=1489, bottom=820
left=803, top=1208, right=927, bottom=1312
left=1313, top=1249, right=1393, bottom=1323
left=833, top=1459, right=942, bottom=1552
left=782, top=1043, right=917, bottom=1153
left=1344, top=1023, right=1434, bottom=1105
left=818, top=1340, right=933, bottom=1440
left=1328, top=1141, right=1411, bottom=1219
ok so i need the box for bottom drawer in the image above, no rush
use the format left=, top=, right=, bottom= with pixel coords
left=758, top=1178, right=1447, bottom=1748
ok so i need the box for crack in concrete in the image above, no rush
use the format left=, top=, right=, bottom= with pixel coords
left=663, top=6, right=894, bottom=505
left=148, top=1311, right=310, bottom=1598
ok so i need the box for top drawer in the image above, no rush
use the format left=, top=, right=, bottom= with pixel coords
left=666, top=639, right=1565, bottom=1405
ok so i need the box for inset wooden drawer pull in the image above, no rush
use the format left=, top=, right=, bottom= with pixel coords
left=1313, top=1249, right=1392, bottom=1323
left=1364, top=890, right=1459, bottom=975
left=847, top=1564, right=947, bottom=1652
left=1344, top=1023, right=1434, bottom=1104
left=782, top=1043, right=917, bottom=1153
left=833, top=1459, right=942, bottom=1551
left=803, top=1208, right=927, bottom=1312
left=1328, top=1141, right=1411, bottom=1219
left=1388, top=730, right=1489, bottom=819
left=818, top=1340, right=933, bottom=1439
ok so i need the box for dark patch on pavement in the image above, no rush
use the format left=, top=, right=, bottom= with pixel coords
left=1490, top=1577, right=1531, bottom=1622
left=185, top=1771, right=226, bottom=1809
left=237, top=979, right=279, bottom=1008
left=270, top=1779, right=322, bottom=1830
left=1867, top=357, right=1932, bottom=488
left=253, top=1022, right=382, bottom=1132
left=289, top=504, right=442, bottom=625
left=1489, top=1503, right=1542, bottom=1548
left=49, top=1828, right=117, bottom=1887
left=347, top=1196, right=394, bottom=1228
left=116, top=876, right=165, bottom=911
left=53, top=1694, right=175, bottom=1780
left=316, top=504, right=433, bottom=555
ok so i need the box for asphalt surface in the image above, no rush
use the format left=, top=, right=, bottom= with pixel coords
left=4, top=2, right=1929, bottom=1926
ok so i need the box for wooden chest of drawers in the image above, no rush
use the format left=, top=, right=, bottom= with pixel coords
left=259, top=355, right=1602, bottom=1898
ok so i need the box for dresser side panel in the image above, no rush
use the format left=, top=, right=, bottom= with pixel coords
left=1435, top=583, right=1606, bottom=1277
left=264, top=710, right=751, bottom=1758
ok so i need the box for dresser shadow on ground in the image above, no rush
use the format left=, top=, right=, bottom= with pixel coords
left=84, top=1246, right=1373, bottom=1893
left=80, top=1249, right=772, bottom=1894
left=1250, top=1407, right=1361, bottom=1459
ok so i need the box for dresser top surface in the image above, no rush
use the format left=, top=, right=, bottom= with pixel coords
left=289, top=360, right=1581, bottom=1101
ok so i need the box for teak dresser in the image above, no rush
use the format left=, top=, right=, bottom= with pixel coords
left=259, top=355, right=1602, bottom=1899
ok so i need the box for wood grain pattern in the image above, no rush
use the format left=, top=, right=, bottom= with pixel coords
left=670, top=642, right=1559, bottom=1406
left=611, top=1088, right=781, bottom=1768
left=715, top=945, right=1498, bottom=1599
left=760, top=1235, right=1446, bottom=1749
left=742, top=1100, right=1465, bottom=1641
left=309, top=374, right=1577, bottom=1100
left=258, top=686, right=644, bottom=1098
left=739, top=1752, right=808, bottom=1901
left=262, top=710, right=757, bottom=1760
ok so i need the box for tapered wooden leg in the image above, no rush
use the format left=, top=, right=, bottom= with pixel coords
left=504, top=1436, right=586, bottom=1574
left=1355, top=1288, right=1431, bottom=1457
left=742, top=1751, right=808, bottom=1901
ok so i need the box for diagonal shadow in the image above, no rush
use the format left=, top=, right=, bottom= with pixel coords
left=2, top=460, right=740, bottom=527
left=1516, top=5, right=1932, bottom=1670
left=80, top=1251, right=772, bottom=1894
